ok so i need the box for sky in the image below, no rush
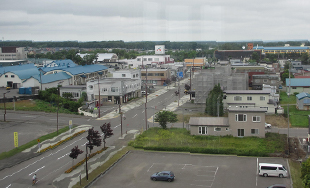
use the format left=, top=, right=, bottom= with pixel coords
left=0, top=0, right=309, bottom=42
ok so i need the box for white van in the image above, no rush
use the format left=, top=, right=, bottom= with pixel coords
left=258, top=163, right=288, bottom=178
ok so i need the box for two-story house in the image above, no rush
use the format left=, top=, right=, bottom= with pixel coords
left=223, top=90, right=277, bottom=114
left=189, top=107, right=266, bottom=138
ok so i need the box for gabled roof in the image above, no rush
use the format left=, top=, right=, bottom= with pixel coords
left=40, top=59, right=77, bottom=72
left=189, top=117, right=229, bottom=126
left=285, top=78, right=310, bottom=87
left=0, top=63, right=40, bottom=80
left=25, top=72, right=72, bottom=84
left=296, top=92, right=310, bottom=100
left=62, top=64, right=108, bottom=75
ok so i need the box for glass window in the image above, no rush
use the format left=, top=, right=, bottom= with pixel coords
left=154, top=58, right=159, bottom=61
left=5, top=75, right=8, bottom=78
left=155, top=73, right=159, bottom=76
left=141, top=73, right=146, bottom=76
left=160, top=73, right=164, bottom=76
left=235, top=114, right=247, bottom=122
left=252, top=116, right=261, bottom=122
left=122, top=74, right=126, bottom=77
left=251, top=129, right=259, bottom=134
left=148, top=58, right=152, bottom=61
left=11, top=75, right=15, bottom=78
left=234, top=96, right=242, bottom=101
left=111, top=87, right=118, bottom=92
left=137, top=58, right=141, bottom=61
left=214, top=127, right=221, bottom=131
left=143, top=58, right=147, bottom=61
left=198, top=126, right=207, bottom=135
left=147, top=73, right=153, bottom=76
left=247, top=96, right=252, bottom=101
left=238, top=129, right=244, bottom=137
left=260, top=96, right=265, bottom=101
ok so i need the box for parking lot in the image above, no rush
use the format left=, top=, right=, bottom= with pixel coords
left=90, top=151, right=291, bottom=188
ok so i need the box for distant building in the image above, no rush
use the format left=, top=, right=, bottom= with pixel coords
left=121, top=55, right=174, bottom=69
left=253, top=45, right=310, bottom=55
left=296, top=92, right=310, bottom=110
left=0, top=47, right=27, bottom=60
left=285, top=78, right=310, bottom=95
left=214, top=50, right=262, bottom=61
left=141, top=68, right=171, bottom=86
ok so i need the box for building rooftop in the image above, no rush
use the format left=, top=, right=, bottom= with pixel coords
left=285, top=78, right=310, bottom=87
left=224, top=90, right=270, bottom=94
left=296, top=92, right=310, bottom=100
left=189, top=117, right=229, bottom=126
left=228, top=107, right=267, bottom=112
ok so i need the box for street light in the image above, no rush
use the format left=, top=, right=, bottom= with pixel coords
left=3, top=91, right=10, bottom=121
left=57, top=81, right=63, bottom=135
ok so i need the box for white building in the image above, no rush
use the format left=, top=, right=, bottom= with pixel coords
left=120, top=55, right=174, bottom=69
left=0, top=47, right=27, bottom=60
left=112, top=69, right=141, bottom=79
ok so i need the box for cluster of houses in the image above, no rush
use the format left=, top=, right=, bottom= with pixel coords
left=1, top=44, right=310, bottom=138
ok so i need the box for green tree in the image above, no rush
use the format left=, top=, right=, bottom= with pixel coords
left=251, top=52, right=260, bottom=62
left=205, top=84, right=223, bottom=116
left=301, top=53, right=310, bottom=65
left=281, top=69, right=294, bottom=84
left=154, top=111, right=178, bottom=129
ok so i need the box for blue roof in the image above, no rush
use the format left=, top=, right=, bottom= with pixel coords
left=26, top=72, right=72, bottom=84
left=296, top=92, right=310, bottom=100
left=0, top=63, right=40, bottom=80
left=41, top=64, right=108, bottom=75
left=286, top=78, right=310, bottom=87
left=40, top=59, right=77, bottom=72
left=254, top=46, right=309, bottom=50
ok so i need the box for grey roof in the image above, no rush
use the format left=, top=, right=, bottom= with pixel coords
left=296, top=92, right=310, bottom=100
left=224, top=90, right=270, bottom=94
left=189, top=117, right=229, bottom=126
left=228, top=107, right=267, bottom=112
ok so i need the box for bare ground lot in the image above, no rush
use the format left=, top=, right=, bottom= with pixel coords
left=89, top=151, right=291, bottom=188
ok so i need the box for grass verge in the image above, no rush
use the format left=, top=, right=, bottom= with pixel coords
left=0, top=126, right=72, bottom=160
left=71, top=146, right=132, bottom=188
left=289, top=159, right=303, bottom=188
left=128, top=128, right=286, bottom=157
left=285, top=105, right=309, bottom=128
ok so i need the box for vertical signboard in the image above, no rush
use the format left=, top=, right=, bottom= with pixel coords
left=155, top=45, right=165, bottom=55
left=14, top=132, right=18, bottom=147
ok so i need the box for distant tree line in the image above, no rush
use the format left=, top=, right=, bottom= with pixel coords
left=1, top=40, right=309, bottom=51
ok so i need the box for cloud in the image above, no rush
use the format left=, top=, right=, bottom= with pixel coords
left=0, top=0, right=309, bottom=41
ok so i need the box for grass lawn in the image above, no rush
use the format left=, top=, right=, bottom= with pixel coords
left=129, top=127, right=286, bottom=157
left=280, top=91, right=296, bottom=105
left=0, top=99, right=78, bottom=114
left=284, top=105, right=309, bottom=128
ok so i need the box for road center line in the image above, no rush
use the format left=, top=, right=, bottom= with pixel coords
left=29, top=166, right=45, bottom=176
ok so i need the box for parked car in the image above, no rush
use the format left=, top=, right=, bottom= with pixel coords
left=265, top=123, right=272, bottom=128
left=141, top=91, right=149, bottom=95
left=267, top=184, right=286, bottom=188
left=150, top=171, right=175, bottom=182
left=279, top=85, right=282, bottom=89
left=6, top=86, right=11, bottom=90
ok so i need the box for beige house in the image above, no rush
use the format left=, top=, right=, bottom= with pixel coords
left=223, top=90, right=277, bottom=114
left=189, top=107, right=266, bottom=138
left=252, top=74, right=280, bottom=90
left=141, top=68, right=171, bottom=86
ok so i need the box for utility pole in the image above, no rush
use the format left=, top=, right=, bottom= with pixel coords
left=145, top=63, right=148, bottom=131
left=178, top=79, right=180, bottom=107
left=119, top=96, right=123, bottom=137
left=287, top=60, right=291, bottom=155
left=3, top=91, right=10, bottom=121
left=98, top=76, right=100, bottom=118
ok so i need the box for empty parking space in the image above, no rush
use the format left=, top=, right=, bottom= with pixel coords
left=90, top=151, right=290, bottom=188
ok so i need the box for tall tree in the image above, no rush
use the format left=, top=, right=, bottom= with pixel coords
left=86, top=127, right=102, bottom=152
left=100, top=122, right=114, bottom=148
left=154, top=111, right=178, bottom=129
left=205, top=84, right=223, bottom=116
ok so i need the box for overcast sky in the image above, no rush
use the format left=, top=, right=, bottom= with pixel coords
left=0, top=0, right=309, bottom=42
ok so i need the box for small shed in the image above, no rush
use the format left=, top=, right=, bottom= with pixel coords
left=296, top=92, right=310, bottom=110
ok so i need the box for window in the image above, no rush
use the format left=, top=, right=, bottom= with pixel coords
left=247, top=96, right=252, bottom=101
left=137, top=58, right=141, bottom=61
left=136, top=74, right=138, bottom=77
left=5, top=75, right=8, bottom=78
left=292, top=87, right=296, bottom=89
left=141, top=73, right=146, bottom=76
left=251, top=129, right=259, bottom=134
left=159, top=73, right=164, bottom=76
left=260, top=96, right=265, bottom=101
left=154, top=58, right=159, bottom=61
left=111, top=87, right=118, bottom=92
left=147, top=73, right=153, bottom=76
left=252, top=116, right=261, bottom=122
left=214, top=127, right=221, bottom=131
left=155, top=73, right=159, bottom=76
left=237, top=129, right=244, bottom=137
left=103, top=88, right=107, bottom=92
left=133, top=74, right=135, bottom=78
left=143, top=58, right=147, bottom=61
left=148, top=58, right=152, bottom=61
left=225, top=128, right=229, bottom=131
left=235, top=114, right=247, bottom=122
left=11, top=75, right=15, bottom=78
left=108, top=96, right=112, bottom=101
left=198, top=126, right=207, bottom=135
left=263, top=79, right=268, bottom=83
left=234, top=96, right=242, bottom=101
left=122, top=74, right=126, bottom=77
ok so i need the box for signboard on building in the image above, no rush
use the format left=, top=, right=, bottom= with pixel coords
left=155, top=45, right=165, bottom=55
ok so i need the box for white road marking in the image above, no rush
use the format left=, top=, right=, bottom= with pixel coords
left=5, top=184, right=11, bottom=188
left=133, top=114, right=137, bottom=118
left=114, top=124, right=121, bottom=128
left=57, top=152, right=70, bottom=160
left=29, top=166, right=45, bottom=176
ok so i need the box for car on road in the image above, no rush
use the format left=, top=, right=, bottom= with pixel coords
left=265, top=122, right=272, bottom=128
left=267, top=184, right=286, bottom=188
left=150, top=171, right=175, bottom=182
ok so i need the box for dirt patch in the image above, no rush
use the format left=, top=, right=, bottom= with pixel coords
left=266, top=114, right=291, bottom=128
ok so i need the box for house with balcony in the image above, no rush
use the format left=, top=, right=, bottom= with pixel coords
left=189, top=107, right=266, bottom=138
left=223, top=90, right=277, bottom=114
